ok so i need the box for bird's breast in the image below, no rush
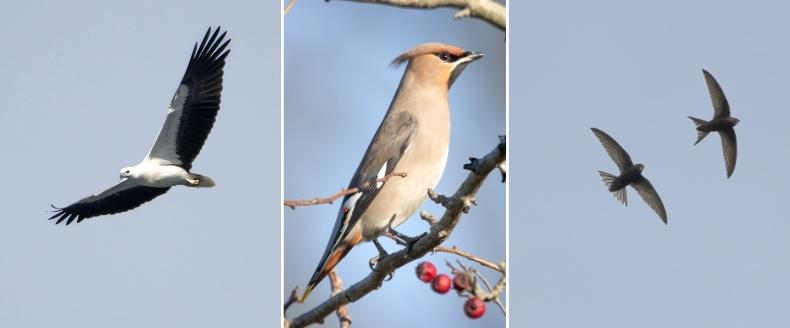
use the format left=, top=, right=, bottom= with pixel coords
left=358, top=125, right=450, bottom=240
left=133, top=162, right=189, bottom=188
left=612, top=168, right=642, bottom=190
left=707, top=117, right=737, bottom=130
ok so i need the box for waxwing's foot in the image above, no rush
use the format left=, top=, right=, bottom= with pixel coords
left=384, top=227, right=427, bottom=251
left=368, top=239, right=395, bottom=281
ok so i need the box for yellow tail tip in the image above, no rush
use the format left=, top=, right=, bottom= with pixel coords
left=300, top=284, right=316, bottom=302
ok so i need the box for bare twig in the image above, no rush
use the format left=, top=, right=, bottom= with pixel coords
left=329, top=271, right=352, bottom=328
left=427, top=189, right=452, bottom=208
left=433, top=245, right=503, bottom=273
left=446, top=260, right=506, bottom=314
left=419, top=210, right=438, bottom=225
left=497, top=134, right=507, bottom=182
left=284, top=172, right=407, bottom=209
left=287, top=137, right=505, bottom=328
left=284, top=287, right=300, bottom=315
left=284, top=0, right=298, bottom=14
left=418, top=210, right=502, bottom=273
left=328, top=0, right=506, bottom=31
left=474, top=269, right=506, bottom=314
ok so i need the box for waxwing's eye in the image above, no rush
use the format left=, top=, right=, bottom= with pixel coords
left=436, top=52, right=451, bottom=62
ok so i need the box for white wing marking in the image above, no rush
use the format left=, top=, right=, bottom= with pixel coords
left=147, top=84, right=189, bottom=165
left=330, top=192, right=362, bottom=251
left=376, top=162, right=387, bottom=188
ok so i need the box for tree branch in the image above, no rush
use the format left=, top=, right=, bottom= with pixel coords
left=287, top=136, right=505, bottom=328
left=283, top=288, right=300, bottom=315
left=474, top=267, right=506, bottom=314
left=447, top=260, right=506, bottom=314
left=434, top=245, right=503, bottom=273
left=284, top=172, right=407, bottom=209
left=284, top=0, right=298, bottom=15
left=329, top=271, right=352, bottom=328
left=379, top=221, right=503, bottom=273
left=328, top=0, right=506, bottom=31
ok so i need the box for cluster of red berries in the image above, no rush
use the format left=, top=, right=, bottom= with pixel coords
left=415, top=261, right=486, bottom=319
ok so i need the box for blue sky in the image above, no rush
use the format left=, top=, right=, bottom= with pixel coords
left=0, top=1, right=279, bottom=327
left=284, top=1, right=505, bottom=327
left=513, top=1, right=790, bottom=326
left=7, top=1, right=776, bottom=327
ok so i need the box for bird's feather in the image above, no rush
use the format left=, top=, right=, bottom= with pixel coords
left=49, top=179, right=170, bottom=225
left=591, top=128, right=634, bottom=172
left=305, top=111, right=417, bottom=295
left=688, top=116, right=710, bottom=145
left=599, top=171, right=627, bottom=206
left=702, top=69, right=730, bottom=118
left=148, top=27, right=230, bottom=170
left=339, top=111, right=417, bottom=242
left=631, top=176, right=668, bottom=224
left=719, top=127, right=737, bottom=178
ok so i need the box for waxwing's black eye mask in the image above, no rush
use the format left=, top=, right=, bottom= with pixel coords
left=435, top=51, right=460, bottom=63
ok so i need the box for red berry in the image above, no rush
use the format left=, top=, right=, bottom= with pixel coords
left=464, top=297, right=486, bottom=319
left=431, top=274, right=452, bottom=294
left=415, top=261, right=437, bottom=283
left=452, top=273, right=471, bottom=292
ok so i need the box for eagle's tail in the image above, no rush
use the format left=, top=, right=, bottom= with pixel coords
left=186, top=173, right=215, bottom=188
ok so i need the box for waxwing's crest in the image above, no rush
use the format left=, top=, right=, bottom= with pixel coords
left=390, top=43, right=468, bottom=67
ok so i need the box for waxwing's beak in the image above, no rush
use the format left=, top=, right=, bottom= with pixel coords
left=449, top=51, right=484, bottom=87
left=461, top=51, right=484, bottom=62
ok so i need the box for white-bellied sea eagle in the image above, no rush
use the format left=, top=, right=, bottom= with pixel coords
left=49, top=27, right=230, bottom=225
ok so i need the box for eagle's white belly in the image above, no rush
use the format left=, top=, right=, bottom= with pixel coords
left=133, top=161, right=189, bottom=188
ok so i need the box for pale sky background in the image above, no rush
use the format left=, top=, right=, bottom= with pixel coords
left=284, top=1, right=505, bottom=327
left=0, top=1, right=280, bottom=327
left=514, top=1, right=790, bottom=327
